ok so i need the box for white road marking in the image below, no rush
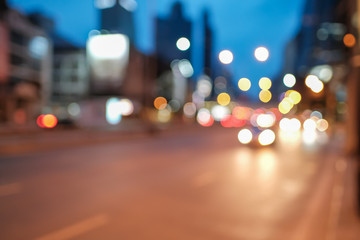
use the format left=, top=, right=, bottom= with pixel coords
left=0, top=182, right=22, bottom=197
left=36, top=214, right=109, bottom=240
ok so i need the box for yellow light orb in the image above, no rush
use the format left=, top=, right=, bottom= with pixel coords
left=217, top=93, right=231, bottom=106
left=288, top=91, right=301, bottom=104
left=278, top=98, right=294, bottom=114
left=259, top=90, right=272, bottom=103
left=259, top=77, right=272, bottom=90
left=238, top=78, right=251, bottom=91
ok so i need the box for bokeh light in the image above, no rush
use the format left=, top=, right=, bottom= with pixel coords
left=283, top=74, right=296, bottom=88
left=238, top=78, right=251, bottom=91
left=279, top=118, right=301, bottom=132
left=254, top=47, right=269, bottom=62
left=42, top=114, right=58, bottom=128
left=154, top=97, right=167, bottom=110
left=106, top=98, right=122, bottom=125
left=303, top=130, right=317, bottom=145
left=258, top=77, right=272, bottom=90
left=310, top=111, right=323, bottom=120
left=176, top=37, right=190, bottom=51
left=197, top=77, right=212, bottom=98
left=178, top=59, right=194, bottom=78
left=158, top=108, right=172, bottom=123
left=256, top=113, right=275, bottom=128
left=278, top=98, right=294, bottom=114
left=87, top=34, right=128, bottom=59
left=238, top=129, right=253, bottom=144
left=68, top=103, right=81, bottom=117
left=217, top=93, right=231, bottom=106
left=259, top=90, right=272, bottom=103
left=311, top=65, right=333, bottom=83
left=197, top=108, right=214, bottom=127
left=343, top=33, right=356, bottom=48
left=37, top=115, right=45, bottom=128
left=169, top=100, right=181, bottom=112
left=219, top=50, right=234, bottom=64
left=119, top=98, right=134, bottom=116
left=258, top=129, right=275, bottom=146
left=288, top=91, right=301, bottom=104
left=303, top=119, right=317, bottom=131
left=233, top=106, right=251, bottom=120
left=305, top=75, right=324, bottom=93
left=316, top=119, right=329, bottom=132
left=183, top=102, right=197, bottom=118
left=211, top=105, right=230, bottom=121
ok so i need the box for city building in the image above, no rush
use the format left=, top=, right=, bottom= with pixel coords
left=155, top=2, right=193, bottom=104
left=97, top=0, right=136, bottom=43
left=203, top=10, right=214, bottom=78
left=0, top=1, right=52, bottom=126
left=280, top=0, right=349, bottom=115
left=156, top=2, right=192, bottom=67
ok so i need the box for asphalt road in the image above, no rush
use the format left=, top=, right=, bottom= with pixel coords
left=0, top=126, right=359, bottom=240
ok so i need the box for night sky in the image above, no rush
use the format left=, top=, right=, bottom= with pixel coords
left=7, top=0, right=306, bottom=99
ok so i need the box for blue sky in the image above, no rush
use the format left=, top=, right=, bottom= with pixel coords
left=8, top=0, right=306, bottom=99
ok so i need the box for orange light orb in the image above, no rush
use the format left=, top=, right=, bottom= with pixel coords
left=42, top=114, right=58, bottom=128
left=343, top=33, right=356, bottom=48
left=154, top=97, right=167, bottom=110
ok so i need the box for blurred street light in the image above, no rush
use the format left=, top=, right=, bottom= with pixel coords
left=254, top=46, right=269, bottom=62
left=238, top=78, right=251, bottom=91
left=219, top=50, right=233, bottom=64
left=283, top=74, right=296, bottom=88
left=176, top=37, right=190, bottom=51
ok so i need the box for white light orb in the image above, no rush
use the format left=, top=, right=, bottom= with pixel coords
left=258, top=129, right=276, bottom=146
left=238, top=129, right=253, bottom=144
left=176, top=37, right=190, bottom=51
left=254, top=47, right=269, bottom=62
left=283, top=74, right=296, bottom=88
left=219, top=50, right=234, bottom=64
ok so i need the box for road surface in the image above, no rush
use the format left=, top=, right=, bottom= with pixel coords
left=0, top=125, right=359, bottom=240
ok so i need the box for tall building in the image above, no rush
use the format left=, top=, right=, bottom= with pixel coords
left=155, top=2, right=192, bottom=66
left=97, top=0, right=136, bottom=43
left=203, top=10, right=213, bottom=78
left=280, top=0, right=348, bottom=111
left=285, top=0, right=348, bottom=77
left=155, top=2, right=193, bottom=103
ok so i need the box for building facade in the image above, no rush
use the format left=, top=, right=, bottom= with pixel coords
left=0, top=4, right=52, bottom=126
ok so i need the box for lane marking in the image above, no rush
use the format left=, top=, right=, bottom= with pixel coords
left=36, top=214, right=109, bottom=240
left=0, top=183, right=22, bottom=197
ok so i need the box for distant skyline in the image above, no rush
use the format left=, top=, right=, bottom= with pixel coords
left=8, top=0, right=306, bottom=99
